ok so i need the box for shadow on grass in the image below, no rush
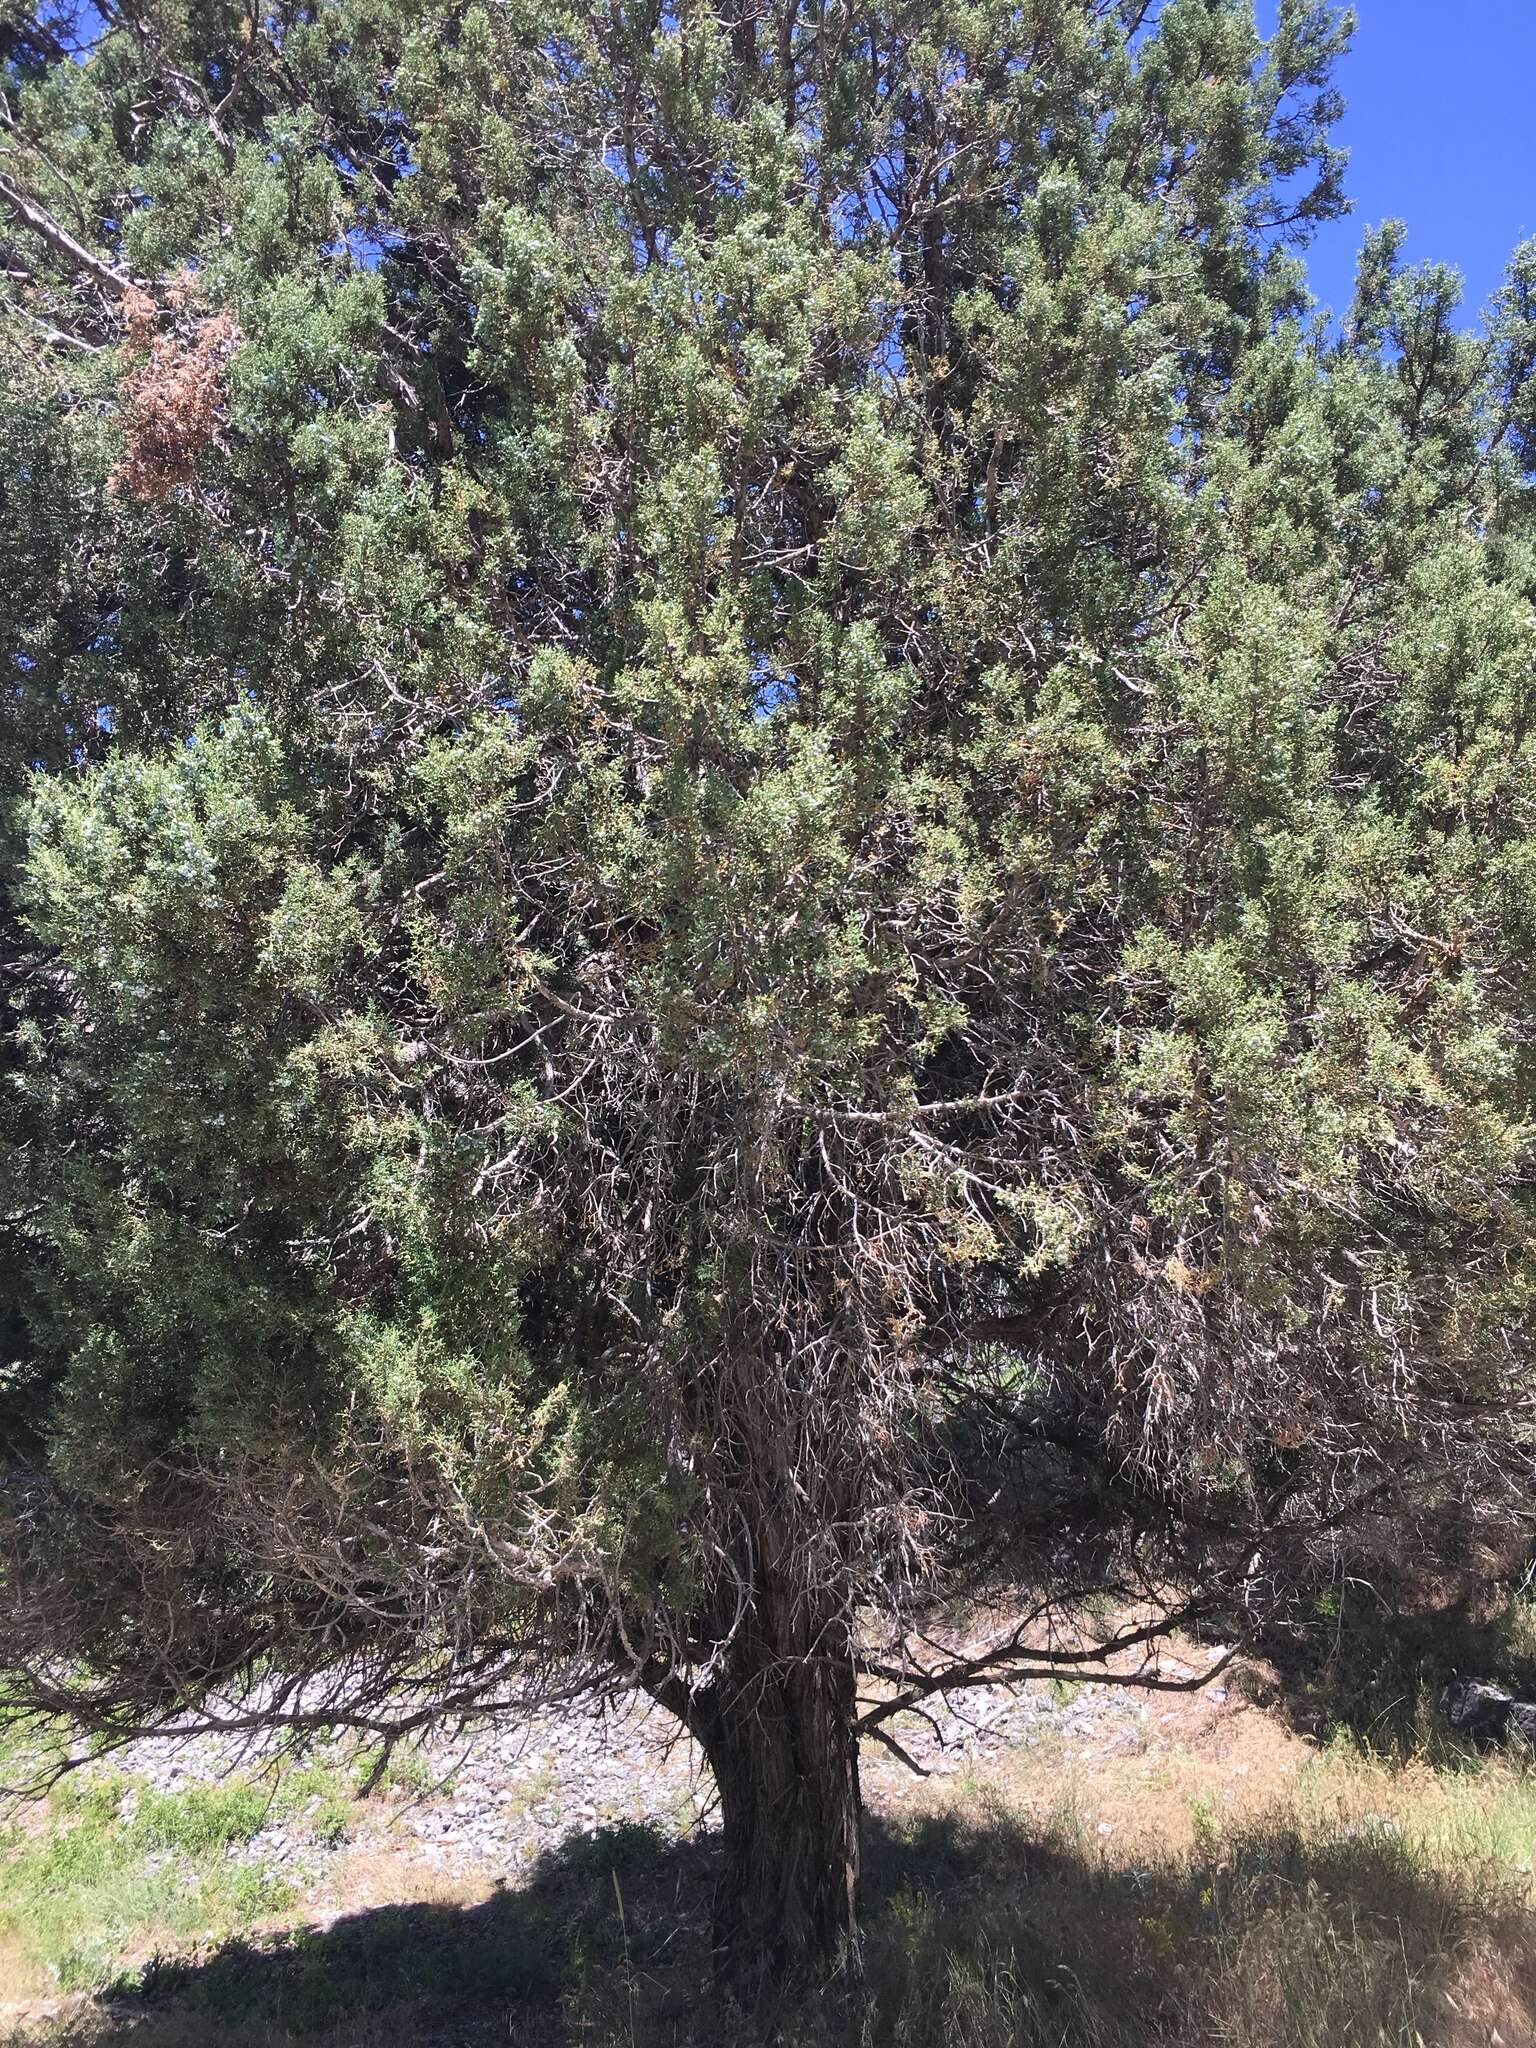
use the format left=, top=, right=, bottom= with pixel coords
left=9, top=1788, right=1536, bottom=2048
left=1257, top=1581, right=1536, bottom=1756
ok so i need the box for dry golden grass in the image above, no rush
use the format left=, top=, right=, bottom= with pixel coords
left=6, top=1650, right=1536, bottom=2046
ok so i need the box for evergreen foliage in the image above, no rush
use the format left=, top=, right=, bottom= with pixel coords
left=3, top=0, right=1536, bottom=1974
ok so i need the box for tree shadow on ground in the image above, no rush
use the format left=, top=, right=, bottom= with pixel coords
left=1254, top=1582, right=1536, bottom=1756
left=1240, top=1510, right=1536, bottom=1757
left=11, top=1786, right=1536, bottom=2048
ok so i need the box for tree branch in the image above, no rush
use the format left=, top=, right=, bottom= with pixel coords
left=854, top=1602, right=1233, bottom=1734
left=0, top=169, right=132, bottom=299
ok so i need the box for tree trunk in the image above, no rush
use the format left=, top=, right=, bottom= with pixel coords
left=687, top=1627, right=862, bottom=1985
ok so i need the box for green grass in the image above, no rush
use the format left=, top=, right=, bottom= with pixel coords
left=8, top=1612, right=1536, bottom=2044
left=347, top=1740, right=441, bottom=1800
left=0, top=1773, right=304, bottom=1995
left=3, top=1757, right=1536, bottom=2047
left=1281, top=1576, right=1536, bottom=1758
left=550, top=1749, right=1536, bottom=2048
left=501, top=1761, right=557, bottom=1825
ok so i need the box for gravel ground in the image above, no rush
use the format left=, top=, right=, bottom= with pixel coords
left=87, top=1643, right=1231, bottom=1885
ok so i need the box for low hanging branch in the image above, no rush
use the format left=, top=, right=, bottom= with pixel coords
left=4, top=0, right=1535, bottom=1991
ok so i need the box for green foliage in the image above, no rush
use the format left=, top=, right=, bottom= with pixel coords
left=3, top=0, right=1536, bottom=1971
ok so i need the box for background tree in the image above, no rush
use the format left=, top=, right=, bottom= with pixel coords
left=4, top=0, right=1536, bottom=1982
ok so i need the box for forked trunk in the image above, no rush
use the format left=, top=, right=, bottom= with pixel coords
left=688, top=1632, right=863, bottom=1984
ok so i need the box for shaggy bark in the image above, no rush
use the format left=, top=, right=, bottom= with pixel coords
left=5, top=0, right=1536, bottom=1995
left=675, top=1593, right=863, bottom=1979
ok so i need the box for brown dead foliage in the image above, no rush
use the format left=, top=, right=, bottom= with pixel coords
left=109, top=282, right=237, bottom=502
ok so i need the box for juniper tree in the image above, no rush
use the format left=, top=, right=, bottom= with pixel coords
left=4, top=0, right=1536, bottom=1979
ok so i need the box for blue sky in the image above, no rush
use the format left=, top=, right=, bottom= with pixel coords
left=1275, top=0, right=1536, bottom=325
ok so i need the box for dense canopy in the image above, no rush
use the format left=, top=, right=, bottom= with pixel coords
left=3, top=0, right=1536, bottom=1973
